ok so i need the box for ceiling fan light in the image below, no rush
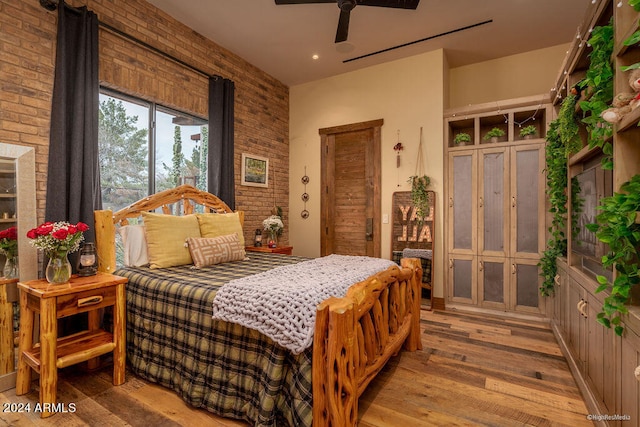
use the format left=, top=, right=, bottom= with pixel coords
left=336, top=42, right=355, bottom=53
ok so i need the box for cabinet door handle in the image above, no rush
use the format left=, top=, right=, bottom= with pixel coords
left=449, top=259, right=453, bottom=269
left=479, top=197, right=483, bottom=208
left=580, top=300, right=588, bottom=317
left=635, top=365, right=640, bottom=382
left=511, top=264, right=516, bottom=274
left=577, top=299, right=588, bottom=317
left=479, top=261, right=484, bottom=271
left=449, top=197, right=453, bottom=208
left=554, top=274, right=560, bottom=286
left=512, top=196, right=516, bottom=208
left=77, top=295, right=103, bottom=308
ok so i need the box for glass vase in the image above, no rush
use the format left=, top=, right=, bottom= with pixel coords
left=45, top=251, right=72, bottom=284
left=3, top=255, right=18, bottom=279
left=268, top=230, right=278, bottom=248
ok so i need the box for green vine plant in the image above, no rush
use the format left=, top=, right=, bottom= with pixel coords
left=631, top=0, right=640, bottom=11
left=557, top=93, right=583, bottom=155
left=539, top=104, right=585, bottom=296
left=586, top=174, right=640, bottom=336
left=579, top=21, right=614, bottom=169
left=408, top=175, right=431, bottom=222
left=539, top=121, right=568, bottom=296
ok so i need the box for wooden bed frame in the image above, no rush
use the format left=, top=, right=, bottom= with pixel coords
left=93, top=184, right=423, bottom=427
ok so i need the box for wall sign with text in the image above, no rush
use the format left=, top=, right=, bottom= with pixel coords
left=391, top=191, right=435, bottom=254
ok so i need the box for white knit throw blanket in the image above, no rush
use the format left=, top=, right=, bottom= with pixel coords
left=212, top=254, right=396, bottom=354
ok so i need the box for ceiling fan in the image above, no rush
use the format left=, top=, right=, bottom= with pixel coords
left=274, top=0, right=420, bottom=43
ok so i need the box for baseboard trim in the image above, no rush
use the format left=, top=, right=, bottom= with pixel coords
left=431, top=297, right=445, bottom=311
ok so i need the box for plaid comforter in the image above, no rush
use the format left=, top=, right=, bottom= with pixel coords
left=115, top=252, right=313, bottom=427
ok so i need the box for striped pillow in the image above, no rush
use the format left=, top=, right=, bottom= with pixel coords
left=186, top=233, right=246, bottom=268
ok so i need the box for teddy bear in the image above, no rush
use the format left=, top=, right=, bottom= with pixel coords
left=601, top=92, right=636, bottom=123
left=601, top=69, right=640, bottom=123
left=629, top=68, right=640, bottom=92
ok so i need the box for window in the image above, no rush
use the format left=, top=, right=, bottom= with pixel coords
left=98, top=90, right=208, bottom=212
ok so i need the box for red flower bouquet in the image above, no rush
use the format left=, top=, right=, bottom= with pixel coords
left=0, top=226, right=18, bottom=259
left=27, top=221, right=89, bottom=283
left=27, top=221, right=89, bottom=257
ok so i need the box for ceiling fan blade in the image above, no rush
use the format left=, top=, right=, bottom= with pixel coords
left=358, top=0, right=419, bottom=9
left=335, top=9, right=351, bottom=43
left=274, top=0, right=335, bottom=4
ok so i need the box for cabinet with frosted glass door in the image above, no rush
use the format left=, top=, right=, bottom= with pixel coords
left=447, top=142, right=545, bottom=314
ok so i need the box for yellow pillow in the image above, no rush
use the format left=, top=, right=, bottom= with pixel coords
left=196, top=212, right=245, bottom=246
left=141, top=212, right=201, bottom=268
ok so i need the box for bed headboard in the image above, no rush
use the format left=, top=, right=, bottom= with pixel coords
left=94, top=184, right=243, bottom=273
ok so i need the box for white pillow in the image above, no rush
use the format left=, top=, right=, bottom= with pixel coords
left=117, top=225, right=149, bottom=267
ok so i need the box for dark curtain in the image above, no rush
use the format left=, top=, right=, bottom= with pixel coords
left=45, top=2, right=101, bottom=246
left=208, top=76, right=235, bottom=209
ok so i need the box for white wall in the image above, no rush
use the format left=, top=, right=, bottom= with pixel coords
left=289, top=49, right=446, bottom=296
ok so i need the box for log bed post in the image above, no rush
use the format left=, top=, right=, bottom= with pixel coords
left=402, top=257, right=423, bottom=352
left=94, top=209, right=116, bottom=274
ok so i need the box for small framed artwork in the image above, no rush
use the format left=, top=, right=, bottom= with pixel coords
left=241, top=153, right=268, bottom=188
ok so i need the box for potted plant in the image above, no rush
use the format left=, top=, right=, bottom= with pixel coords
left=453, top=132, right=471, bottom=146
left=483, top=127, right=505, bottom=142
left=408, top=175, right=431, bottom=221
left=519, top=125, right=537, bottom=139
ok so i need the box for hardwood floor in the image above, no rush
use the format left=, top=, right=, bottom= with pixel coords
left=0, top=307, right=591, bottom=426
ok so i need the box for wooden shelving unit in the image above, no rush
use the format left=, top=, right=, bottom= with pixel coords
left=547, top=1, right=640, bottom=425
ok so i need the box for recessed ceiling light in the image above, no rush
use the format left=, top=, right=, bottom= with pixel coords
left=312, top=54, right=319, bottom=60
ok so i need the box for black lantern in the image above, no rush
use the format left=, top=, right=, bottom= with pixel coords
left=77, top=242, right=97, bottom=276
left=254, top=229, right=263, bottom=247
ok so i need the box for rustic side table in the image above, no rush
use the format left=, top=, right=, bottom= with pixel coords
left=15, top=272, right=127, bottom=418
left=245, top=245, right=293, bottom=255
left=0, top=277, right=18, bottom=376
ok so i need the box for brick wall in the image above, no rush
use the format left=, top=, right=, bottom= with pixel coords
left=0, top=0, right=290, bottom=244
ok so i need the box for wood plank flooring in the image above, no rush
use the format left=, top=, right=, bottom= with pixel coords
left=0, top=307, right=592, bottom=426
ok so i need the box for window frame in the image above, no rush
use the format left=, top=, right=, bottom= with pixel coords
left=99, top=87, right=208, bottom=197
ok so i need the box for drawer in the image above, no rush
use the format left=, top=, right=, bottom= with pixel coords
left=56, top=286, right=117, bottom=319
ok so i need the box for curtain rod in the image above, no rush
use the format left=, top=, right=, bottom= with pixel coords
left=39, top=0, right=220, bottom=80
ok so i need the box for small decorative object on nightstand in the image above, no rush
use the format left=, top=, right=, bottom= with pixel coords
left=15, top=272, right=128, bottom=418
left=77, top=242, right=97, bottom=276
left=254, top=228, right=263, bottom=247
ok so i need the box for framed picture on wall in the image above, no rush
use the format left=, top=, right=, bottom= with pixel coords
left=241, top=153, right=268, bottom=188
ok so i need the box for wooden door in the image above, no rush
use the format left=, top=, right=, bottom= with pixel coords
left=320, top=120, right=382, bottom=257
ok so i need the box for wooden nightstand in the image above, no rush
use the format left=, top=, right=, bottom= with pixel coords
left=15, top=272, right=127, bottom=418
left=0, top=277, right=18, bottom=376
left=245, top=245, right=293, bottom=255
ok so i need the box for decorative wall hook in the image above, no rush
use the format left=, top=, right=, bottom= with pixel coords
left=301, top=166, right=309, bottom=219
left=393, top=130, right=404, bottom=168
